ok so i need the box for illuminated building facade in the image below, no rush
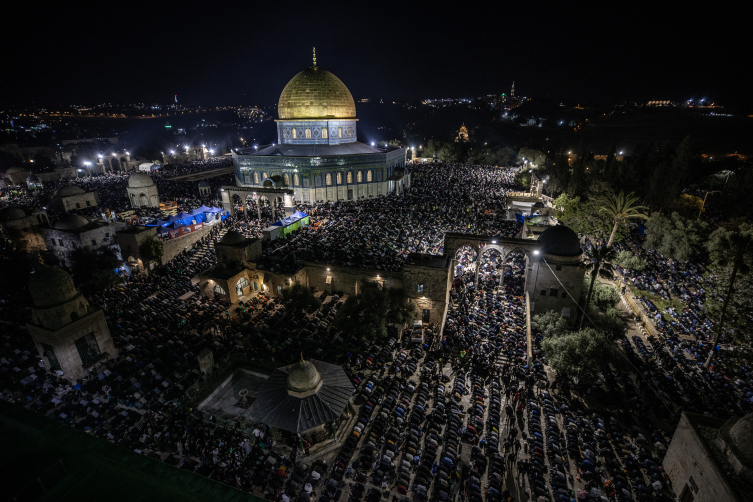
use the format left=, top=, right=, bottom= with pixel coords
left=232, top=54, right=406, bottom=203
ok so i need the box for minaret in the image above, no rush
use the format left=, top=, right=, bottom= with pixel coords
left=313, top=47, right=317, bottom=67
left=511, top=81, right=515, bottom=98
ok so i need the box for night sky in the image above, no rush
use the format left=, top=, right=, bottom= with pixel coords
left=3, top=2, right=746, bottom=108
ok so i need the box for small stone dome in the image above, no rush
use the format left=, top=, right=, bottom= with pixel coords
left=27, top=174, right=41, bottom=183
left=286, top=360, right=322, bottom=393
left=54, top=214, right=90, bottom=230
left=538, top=225, right=582, bottom=257
left=198, top=180, right=210, bottom=188
left=729, top=413, right=753, bottom=466
left=55, top=185, right=85, bottom=197
left=221, top=231, right=247, bottom=245
left=5, top=166, right=27, bottom=174
left=29, top=263, right=79, bottom=307
left=0, top=206, right=27, bottom=221
left=128, top=172, right=155, bottom=188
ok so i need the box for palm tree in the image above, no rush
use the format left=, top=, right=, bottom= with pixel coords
left=600, top=191, right=649, bottom=248
left=703, top=224, right=753, bottom=369
left=579, top=245, right=618, bottom=330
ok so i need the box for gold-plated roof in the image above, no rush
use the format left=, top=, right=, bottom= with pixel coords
left=278, top=67, right=356, bottom=120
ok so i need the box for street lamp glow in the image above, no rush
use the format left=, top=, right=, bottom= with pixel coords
left=371, top=142, right=375, bottom=146
left=534, top=250, right=540, bottom=255
left=170, top=150, right=175, bottom=154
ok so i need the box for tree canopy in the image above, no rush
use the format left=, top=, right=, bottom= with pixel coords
left=139, top=235, right=165, bottom=264
left=599, top=191, right=648, bottom=248
left=615, top=250, right=647, bottom=271
left=643, top=212, right=710, bottom=263
left=69, top=247, right=122, bottom=292
left=280, top=283, right=321, bottom=316
left=335, top=280, right=414, bottom=341
left=518, top=147, right=546, bottom=168
left=702, top=223, right=753, bottom=367
left=554, top=192, right=627, bottom=243
left=542, top=326, right=625, bottom=383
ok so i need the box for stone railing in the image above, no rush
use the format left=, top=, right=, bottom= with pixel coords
left=525, top=291, right=533, bottom=363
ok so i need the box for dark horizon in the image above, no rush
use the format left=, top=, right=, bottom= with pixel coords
left=2, top=2, right=747, bottom=108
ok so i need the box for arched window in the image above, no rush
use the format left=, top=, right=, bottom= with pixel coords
left=322, top=128, right=328, bottom=139
left=236, top=277, right=249, bottom=293
left=367, top=170, right=373, bottom=182
left=338, top=127, right=342, bottom=138
left=325, top=173, right=332, bottom=185
left=305, top=129, right=311, bottom=139
left=284, top=174, right=290, bottom=186
left=292, top=129, right=297, bottom=139
left=336, top=172, right=342, bottom=184
left=214, top=284, right=226, bottom=295
left=262, top=172, right=268, bottom=180
left=254, top=172, right=260, bottom=184
left=347, top=172, right=353, bottom=184
left=357, top=171, right=363, bottom=183
left=294, top=173, right=299, bottom=186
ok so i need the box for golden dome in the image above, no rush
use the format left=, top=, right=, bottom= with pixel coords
left=278, top=67, right=356, bottom=120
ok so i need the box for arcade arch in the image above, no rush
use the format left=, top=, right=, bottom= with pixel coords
left=453, top=245, right=477, bottom=278
left=502, top=250, right=528, bottom=296
left=477, top=248, right=503, bottom=291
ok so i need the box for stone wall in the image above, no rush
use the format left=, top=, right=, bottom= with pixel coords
left=117, top=223, right=216, bottom=273
left=300, top=261, right=402, bottom=296
left=0, top=213, right=48, bottom=253
left=27, top=308, right=117, bottom=382
left=45, top=222, right=126, bottom=265
left=59, top=191, right=100, bottom=212
left=526, top=255, right=583, bottom=324
left=663, top=412, right=741, bottom=502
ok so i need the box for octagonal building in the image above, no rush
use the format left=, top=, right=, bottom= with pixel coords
left=231, top=57, right=407, bottom=204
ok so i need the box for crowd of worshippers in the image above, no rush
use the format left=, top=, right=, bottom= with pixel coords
left=262, top=164, right=523, bottom=271
left=159, top=157, right=233, bottom=177
left=0, top=159, right=752, bottom=502
left=0, top=159, right=232, bottom=227
left=607, top=235, right=713, bottom=341
left=329, top=277, right=677, bottom=502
